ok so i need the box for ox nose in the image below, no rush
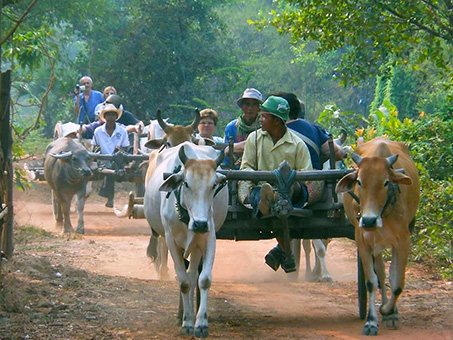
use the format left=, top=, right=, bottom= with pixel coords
left=361, top=216, right=377, bottom=228
left=82, top=168, right=92, bottom=177
left=192, top=220, right=208, bottom=234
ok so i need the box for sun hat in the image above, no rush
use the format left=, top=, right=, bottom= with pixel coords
left=259, top=96, right=290, bottom=122
left=236, top=88, right=263, bottom=107
left=99, top=103, right=123, bottom=122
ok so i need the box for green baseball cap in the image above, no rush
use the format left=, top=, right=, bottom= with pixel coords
left=259, top=96, right=290, bottom=122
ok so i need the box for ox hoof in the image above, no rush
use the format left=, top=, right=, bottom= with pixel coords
left=382, top=308, right=399, bottom=329
left=76, top=227, right=85, bottom=235
left=362, top=322, right=378, bottom=336
left=180, top=325, right=194, bottom=335
left=321, top=275, right=333, bottom=283
left=194, top=326, right=209, bottom=338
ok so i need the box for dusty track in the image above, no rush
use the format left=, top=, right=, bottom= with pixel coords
left=1, top=181, right=451, bottom=340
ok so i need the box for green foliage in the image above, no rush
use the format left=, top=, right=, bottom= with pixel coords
left=317, top=104, right=368, bottom=141
left=412, top=178, right=453, bottom=279
left=254, top=0, right=453, bottom=86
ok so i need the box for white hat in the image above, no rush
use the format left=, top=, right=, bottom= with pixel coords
left=237, top=88, right=263, bottom=107
left=99, top=103, right=123, bottom=122
left=61, top=122, right=80, bottom=138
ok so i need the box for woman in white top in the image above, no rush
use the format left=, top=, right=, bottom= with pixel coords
left=196, top=108, right=224, bottom=143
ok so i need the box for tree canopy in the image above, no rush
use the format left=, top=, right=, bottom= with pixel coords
left=256, top=0, right=453, bottom=85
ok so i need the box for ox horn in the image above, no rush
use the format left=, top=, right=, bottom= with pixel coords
left=156, top=109, right=172, bottom=133
left=188, top=108, right=201, bottom=132
left=51, top=151, right=72, bottom=159
left=338, top=128, right=347, bottom=145
left=215, top=150, right=225, bottom=167
left=178, top=145, right=188, bottom=165
left=114, top=191, right=135, bottom=218
left=87, top=151, right=100, bottom=158
left=351, top=152, right=363, bottom=165
left=386, top=154, right=398, bottom=167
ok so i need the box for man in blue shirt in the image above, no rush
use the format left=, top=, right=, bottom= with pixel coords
left=74, top=76, right=104, bottom=124
left=224, top=88, right=262, bottom=167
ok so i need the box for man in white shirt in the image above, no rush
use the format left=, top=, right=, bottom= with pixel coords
left=92, top=104, right=130, bottom=207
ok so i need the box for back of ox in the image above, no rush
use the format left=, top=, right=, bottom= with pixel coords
left=44, top=138, right=93, bottom=234
left=336, top=137, right=420, bottom=336
left=144, top=142, right=228, bottom=338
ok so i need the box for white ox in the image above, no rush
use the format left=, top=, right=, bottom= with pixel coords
left=144, top=142, right=228, bottom=338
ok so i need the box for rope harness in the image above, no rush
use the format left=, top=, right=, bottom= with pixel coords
left=166, top=164, right=227, bottom=225
left=348, top=182, right=401, bottom=220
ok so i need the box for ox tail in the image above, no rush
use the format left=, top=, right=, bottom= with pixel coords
left=146, top=232, right=159, bottom=261
left=408, top=217, right=416, bottom=234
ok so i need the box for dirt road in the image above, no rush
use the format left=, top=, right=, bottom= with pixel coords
left=1, top=181, right=451, bottom=340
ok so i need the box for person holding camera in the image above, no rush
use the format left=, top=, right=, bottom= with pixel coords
left=74, top=76, right=104, bottom=124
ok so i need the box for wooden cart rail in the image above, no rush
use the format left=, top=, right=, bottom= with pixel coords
left=25, top=152, right=149, bottom=183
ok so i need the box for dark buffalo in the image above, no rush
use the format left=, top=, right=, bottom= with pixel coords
left=44, top=138, right=94, bottom=234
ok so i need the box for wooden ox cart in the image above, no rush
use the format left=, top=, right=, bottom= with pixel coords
left=120, top=137, right=368, bottom=320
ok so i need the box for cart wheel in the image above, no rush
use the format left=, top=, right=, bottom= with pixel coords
left=135, top=182, right=145, bottom=197
left=0, top=158, right=14, bottom=262
left=287, top=239, right=301, bottom=282
left=357, top=250, right=367, bottom=320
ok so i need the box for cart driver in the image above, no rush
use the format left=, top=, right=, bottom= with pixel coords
left=238, top=96, right=313, bottom=273
left=91, top=104, right=130, bottom=208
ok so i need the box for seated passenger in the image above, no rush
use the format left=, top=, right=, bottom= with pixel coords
left=91, top=104, right=130, bottom=208
left=196, top=109, right=224, bottom=143
left=224, top=88, right=262, bottom=167
left=94, top=85, right=117, bottom=119
left=80, top=94, right=144, bottom=139
left=238, top=96, right=312, bottom=273
left=274, top=92, right=344, bottom=204
left=263, top=92, right=345, bottom=273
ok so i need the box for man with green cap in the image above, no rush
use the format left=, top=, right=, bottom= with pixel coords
left=238, top=95, right=313, bottom=272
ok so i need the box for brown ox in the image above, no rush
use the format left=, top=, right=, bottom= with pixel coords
left=336, top=137, right=420, bottom=336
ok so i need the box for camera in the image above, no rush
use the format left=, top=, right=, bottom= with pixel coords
left=76, top=84, right=87, bottom=92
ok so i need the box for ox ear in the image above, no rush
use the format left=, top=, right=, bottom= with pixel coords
left=159, top=171, right=184, bottom=192
left=144, top=138, right=166, bottom=149
left=51, top=151, right=72, bottom=160
left=390, top=170, right=413, bottom=186
left=335, top=171, right=358, bottom=193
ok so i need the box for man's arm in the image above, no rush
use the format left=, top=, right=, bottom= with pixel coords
left=74, top=88, right=81, bottom=117
left=225, top=140, right=246, bottom=157
left=320, top=140, right=343, bottom=162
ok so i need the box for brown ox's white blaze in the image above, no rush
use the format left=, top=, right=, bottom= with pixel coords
left=144, top=142, right=228, bottom=338
left=336, top=137, right=420, bottom=336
